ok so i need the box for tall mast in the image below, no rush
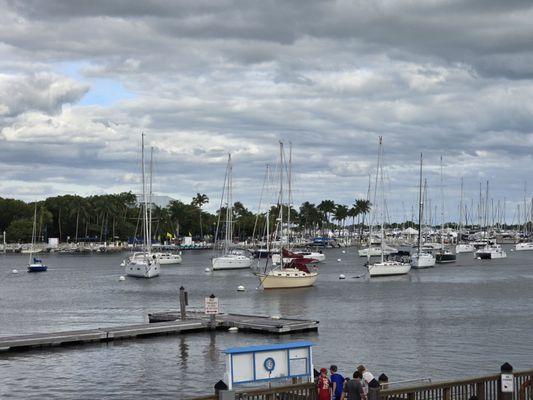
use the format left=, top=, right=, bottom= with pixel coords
left=29, top=203, right=37, bottom=264
left=141, top=133, right=148, bottom=253
left=379, top=137, right=384, bottom=263
left=287, top=142, right=292, bottom=248
left=148, top=146, right=154, bottom=253
left=279, top=142, right=284, bottom=269
left=458, top=177, right=464, bottom=243
left=417, top=153, right=423, bottom=256
left=440, top=155, right=444, bottom=244
left=225, top=154, right=232, bottom=253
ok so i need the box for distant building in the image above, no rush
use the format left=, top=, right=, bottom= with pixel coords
left=135, top=195, right=175, bottom=208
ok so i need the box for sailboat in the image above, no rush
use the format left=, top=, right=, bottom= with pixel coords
left=455, top=177, right=475, bottom=253
left=367, top=137, right=411, bottom=277
left=435, top=156, right=456, bottom=264
left=256, top=142, right=319, bottom=288
left=125, top=134, right=160, bottom=278
left=212, top=154, right=253, bottom=270
left=474, top=181, right=507, bottom=260
left=27, top=203, right=47, bottom=273
left=411, top=153, right=436, bottom=269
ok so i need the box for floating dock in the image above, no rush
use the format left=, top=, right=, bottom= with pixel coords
left=148, top=311, right=320, bottom=334
left=0, top=312, right=318, bottom=353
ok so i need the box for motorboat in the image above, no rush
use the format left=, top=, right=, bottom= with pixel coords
left=515, top=242, right=533, bottom=251
left=475, top=244, right=507, bottom=259
left=154, top=252, right=182, bottom=265
left=455, top=243, right=475, bottom=253
left=411, top=252, right=436, bottom=268
left=435, top=249, right=456, bottom=264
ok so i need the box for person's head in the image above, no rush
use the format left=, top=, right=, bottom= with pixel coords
left=320, top=367, right=328, bottom=376
left=353, top=371, right=362, bottom=379
left=357, top=364, right=366, bottom=373
left=330, top=365, right=338, bottom=373
left=378, top=373, right=388, bottom=383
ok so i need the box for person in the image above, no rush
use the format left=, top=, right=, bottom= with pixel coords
left=330, top=365, right=344, bottom=400
left=317, top=367, right=332, bottom=400
left=357, top=365, right=380, bottom=400
left=341, top=371, right=366, bottom=400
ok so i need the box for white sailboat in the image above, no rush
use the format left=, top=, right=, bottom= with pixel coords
left=27, top=203, right=47, bottom=273
left=125, top=134, right=160, bottom=278
left=411, top=153, right=435, bottom=269
left=212, top=154, right=253, bottom=271
left=257, top=142, right=318, bottom=288
left=368, top=137, right=411, bottom=277
left=435, top=156, right=456, bottom=264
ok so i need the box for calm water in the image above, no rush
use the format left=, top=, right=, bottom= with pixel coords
left=1, top=247, right=532, bottom=399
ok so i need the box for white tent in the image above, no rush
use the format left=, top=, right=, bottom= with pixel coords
left=403, top=227, right=419, bottom=235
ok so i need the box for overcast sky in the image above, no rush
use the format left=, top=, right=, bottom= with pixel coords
left=1, top=0, right=533, bottom=222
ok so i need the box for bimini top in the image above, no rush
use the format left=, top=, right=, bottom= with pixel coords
left=224, top=341, right=314, bottom=355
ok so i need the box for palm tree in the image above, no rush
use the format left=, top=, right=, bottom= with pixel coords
left=191, top=193, right=209, bottom=239
left=334, top=204, right=349, bottom=236
left=354, top=198, right=372, bottom=244
left=318, top=200, right=336, bottom=235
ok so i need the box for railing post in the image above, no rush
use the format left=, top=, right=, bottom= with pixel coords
left=443, top=387, right=451, bottom=400
left=499, top=363, right=514, bottom=400
left=407, top=392, right=416, bottom=400
left=477, top=382, right=485, bottom=400
left=179, top=286, right=187, bottom=319
left=218, top=390, right=235, bottom=400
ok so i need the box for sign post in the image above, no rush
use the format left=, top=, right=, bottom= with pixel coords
left=205, top=294, right=219, bottom=330
left=499, top=362, right=514, bottom=400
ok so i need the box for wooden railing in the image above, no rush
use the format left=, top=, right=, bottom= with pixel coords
left=188, top=370, right=532, bottom=400
left=380, top=370, right=533, bottom=400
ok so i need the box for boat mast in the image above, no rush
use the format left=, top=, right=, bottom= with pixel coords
left=148, top=146, right=154, bottom=253
left=279, top=141, right=284, bottom=269
left=378, top=137, right=384, bottom=263
left=440, top=155, right=444, bottom=245
left=417, top=153, right=423, bottom=256
left=225, top=154, right=233, bottom=254
left=141, top=133, right=149, bottom=255
left=29, top=202, right=37, bottom=264
left=458, top=177, right=464, bottom=243
left=287, top=142, right=292, bottom=249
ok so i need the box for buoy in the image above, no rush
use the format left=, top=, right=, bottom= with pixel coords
left=342, top=250, right=346, bottom=254
left=228, top=327, right=238, bottom=332
left=237, top=285, right=245, bottom=292
left=339, top=274, right=346, bottom=280
left=337, top=258, right=341, bottom=262
left=476, top=257, right=481, bottom=260
left=119, top=276, right=125, bottom=281
left=510, top=249, right=514, bottom=252
left=12, top=269, right=18, bottom=274
left=204, top=268, right=210, bottom=272
left=271, top=315, right=281, bottom=320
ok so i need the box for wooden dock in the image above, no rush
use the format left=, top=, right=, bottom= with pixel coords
left=148, top=311, right=319, bottom=334
left=0, top=312, right=318, bottom=353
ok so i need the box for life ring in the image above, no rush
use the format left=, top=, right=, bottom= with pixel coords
left=519, top=379, right=531, bottom=400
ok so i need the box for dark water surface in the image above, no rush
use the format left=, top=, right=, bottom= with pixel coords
left=1, top=248, right=532, bottom=399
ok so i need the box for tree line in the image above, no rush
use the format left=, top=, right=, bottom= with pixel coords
left=0, top=193, right=372, bottom=243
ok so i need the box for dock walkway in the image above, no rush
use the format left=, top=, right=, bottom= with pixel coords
left=0, top=312, right=318, bottom=353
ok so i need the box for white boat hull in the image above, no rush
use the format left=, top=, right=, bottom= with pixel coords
left=515, top=242, right=533, bottom=251
left=455, top=244, right=475, bottom=253
left=411, top=252, right=436, bottom=268
left=155, top=253, right=183, bottom=265
left=212, top=255, right=253, bottom=270
left=125, top=258, right=160, bottom=278
left=369, top=261, right=411, bottom=277
left=358, top=246, right=397, bottom=257
left=257, top=269, right=318, bottom=289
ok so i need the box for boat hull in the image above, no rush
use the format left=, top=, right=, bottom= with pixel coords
left=257, top=270, right=318, bottom=289
left=358, top=246, right=397, bottom=257
left=410, top=253, right=436, bottom=269
left=27, top=264, right=47, bottom=272
left=369, top=262, right=411, bottom=277
left=125, top=259, right=160, bottom=278
left=515, top=243, right=533, bottom=251
left=436, top=253, right=456, bottom=264
left=455, top=244, right=475, bottom=253
left=212, top=255, right=253, bottom=270
left=156, top=254, right=183, bottom=265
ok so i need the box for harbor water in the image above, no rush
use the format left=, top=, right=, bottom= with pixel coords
left=1, top=247, right=532, bottom=399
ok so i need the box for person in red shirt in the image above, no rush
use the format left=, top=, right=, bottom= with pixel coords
left=317, top=367, right=332, bottom=400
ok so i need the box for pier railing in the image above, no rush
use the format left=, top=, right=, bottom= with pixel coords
left=191, top=369, right=533, bottom=400
left=379, top=369, right=533, bottom=400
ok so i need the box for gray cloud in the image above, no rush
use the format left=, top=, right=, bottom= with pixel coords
left=0, top=1, right=533, bottom=221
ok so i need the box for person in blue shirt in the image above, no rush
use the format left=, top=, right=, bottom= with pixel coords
left=330, top=365, right=344, bottom=400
